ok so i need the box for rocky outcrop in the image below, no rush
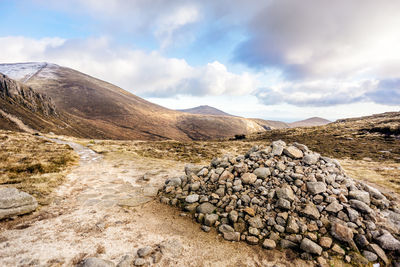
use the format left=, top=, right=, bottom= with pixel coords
left=159, top=140, right=400, bottom=265
left=0, top=187, right=38, bottom=219
left=0, top=73, right=56, bottom=116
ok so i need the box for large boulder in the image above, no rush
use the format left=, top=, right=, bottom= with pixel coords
left=0, top=188, right=38, bottom=220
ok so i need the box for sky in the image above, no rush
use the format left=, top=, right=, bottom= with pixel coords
left=0, top=0, right=399, bottom=122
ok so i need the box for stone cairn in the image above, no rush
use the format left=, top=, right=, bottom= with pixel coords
left=159, top=140, right=400, bottom=266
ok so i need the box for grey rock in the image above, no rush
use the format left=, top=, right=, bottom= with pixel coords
left=229, top=210, right=238, bottom=223
left=204, top=213, right=219, bottom=226
left=276, top=186, right=295, bottom=201
left=369, top=243, right=389, bottom=265
left=325, top=201, right=343, bottom=213
left=272, top=140, right=286, bottom=156
left=246, top=236, right=259, bottom=245
left=184, top=203, right=199, bottom=212
left=80, top=257, right=115, bottom=267
left=262, top=239, right=276, bottom=249
left=240, top=194, right=251, bottom=204
left=201, top=225, right=211, bottom=232
left=280, top=239, right=297, bottom=249
left=276, top=198, right=291, bottom=210
left=283, top=146, right=304, bottom=159
left=300, top=238, right=322, bottom=255
left=249, top=227, right=260, bottom=236
left=0, top=188, right=38, bottom=220
left=190, top=182, right=200, bottom=191
left=303, top=153, right=320, bottom=165
left=165, top=177, right=181, bottom=187
left=347, top=207, right=360, bottom=222
left=197, top=167, right=209, bottom=177
left=184, top=164, right=203, bottom=175
left=363, top=184, right=384, bottom=200
left=223, top=231, right=240, bottom=241
left=349, top=190, right=370, bottom=205
left=241, top=173, right=257, bottom=184
left=116, top=255, right=134, bottom=267
left=248, top=216, right=264, bottom=229
left=274, top=224, right=285, bottom=233
left=376, top=232, right=400, bottom=251
left=349, top=199, right=373, bottom=214
left=185, top=194, right=199, bottom=203
left=253, top=167, right=271, bottom=179
left=219, top=224, right=234, bottom=233
left=362, top=250, right=378, bottom=262
left=137, top=246, right=153, bottom=257
left=196, top=202, right=216, bottom=214
left=331, top=223, right=353, bottom=244
left=215, top=187, right=225, bottom=197
left=276, top=162, right=286, bottom=171
left=301, top=203, right=320, bottom=220
left=354, top=234, right=369, bottom=248
left=306, top=182, right=326, bottom=195
left=286, top=216, right=299, bottom=234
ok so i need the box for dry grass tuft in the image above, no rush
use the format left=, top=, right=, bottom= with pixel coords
left=0, top=130, right=78, bottom=205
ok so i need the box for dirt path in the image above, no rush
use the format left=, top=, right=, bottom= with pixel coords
left=0, top=139, right=310, bottom=267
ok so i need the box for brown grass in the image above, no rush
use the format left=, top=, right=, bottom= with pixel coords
left=0, top=130, right=78, bottom=205
left=340, top=159, right=400, bottom=194
left=246, top=112, right=400, bottom=163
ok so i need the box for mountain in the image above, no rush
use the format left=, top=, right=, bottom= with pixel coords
left=289, top=117, right=331, bottom=127
left=0, top=62, right=265, bottom=140
left=178, top=105, right=234, bottom=116
left=177, top=105, right=330, bottom=130
left=0, top=73, right=109, bottom=137
left=249, top=118, right=290, bottom=130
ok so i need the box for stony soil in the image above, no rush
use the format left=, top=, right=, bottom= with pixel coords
left=0, top=138, right=312, bottom=267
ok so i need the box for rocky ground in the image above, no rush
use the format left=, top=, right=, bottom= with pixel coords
left=0, top=130, right=399, bottom=266
left=0, top=136, right=312, bottom=266
left=159, top=140, right=400, bottom=266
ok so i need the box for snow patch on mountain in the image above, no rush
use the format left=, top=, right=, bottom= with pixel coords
left=0, top=62, right=59, bottom=82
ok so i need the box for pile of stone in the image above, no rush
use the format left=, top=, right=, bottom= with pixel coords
left=159, top=140, right=400, bottom=266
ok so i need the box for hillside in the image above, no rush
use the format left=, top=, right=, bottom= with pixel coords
left=247, top=111, right=400, bottom=163
left=178, top=105, right=234, bottom=116
left=249, top=118, right=290, bottom=130
left=289, top=117, right=331, bottom=127
left=0, top=62, right=265, bottom=140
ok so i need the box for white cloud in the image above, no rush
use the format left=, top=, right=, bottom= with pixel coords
left=235, top=0, right=400, bottom=80
left=0, top=36, right=257, bottom=97
left=155, top=5, right=200, bottom=49
left=257, top=79, right=380, bottom=106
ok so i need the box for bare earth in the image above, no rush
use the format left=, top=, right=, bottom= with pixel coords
left=0, top=139, right=311, bottom=267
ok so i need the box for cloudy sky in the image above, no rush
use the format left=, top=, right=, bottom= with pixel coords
left=1, top=0, right=399, bottom=121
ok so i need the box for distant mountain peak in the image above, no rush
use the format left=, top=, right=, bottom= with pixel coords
left=289, top=117, right=331, bottom=127
left=178, top=105, right=234, bottom=117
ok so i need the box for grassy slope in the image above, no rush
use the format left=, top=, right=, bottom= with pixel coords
left=0, top=130, right=78, bottom=205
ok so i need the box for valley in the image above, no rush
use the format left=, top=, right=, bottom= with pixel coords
left=0, top=63, right=399, bottom=267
